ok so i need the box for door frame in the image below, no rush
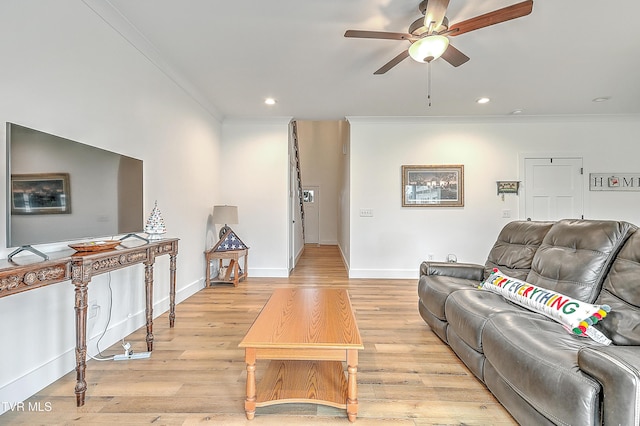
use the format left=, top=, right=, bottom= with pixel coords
left=518, top=152, right=585, bottom=220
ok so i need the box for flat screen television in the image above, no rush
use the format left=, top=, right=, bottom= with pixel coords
left=6, top=123, right=144, bottom=254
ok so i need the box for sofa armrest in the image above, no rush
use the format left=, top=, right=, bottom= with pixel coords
left=419, top=261, right=484, bottom=281
left=578, top=346, right=640, bottom=426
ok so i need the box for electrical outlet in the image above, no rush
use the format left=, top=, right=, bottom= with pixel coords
left=502, top=209, right=511, bottom=218
left=359, top=208, right=373, bottom=217
left=88, top=301, right=99, bottom=319
left=427, top=253, right=434, bottom=261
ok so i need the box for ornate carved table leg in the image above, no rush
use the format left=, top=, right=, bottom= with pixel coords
left=169, top=252, right=177, bottom=327
left=245, top=348, right=257, bottom=420
left=144, top=261, right=154, bottom=351
left=346, top=349, right=359, bottom=422
left=72, top=264, right=89, bottom=407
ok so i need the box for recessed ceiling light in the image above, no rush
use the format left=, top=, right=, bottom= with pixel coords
left=592, top=96, right=611, bottom=103
left=476, top=97, right=490, bottom=104
left=510, top=109, right=524, bottom=115
left=264, top=98, right=277, bottom=105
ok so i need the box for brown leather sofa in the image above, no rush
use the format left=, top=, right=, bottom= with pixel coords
left=418, top=219, right=640, bottom=425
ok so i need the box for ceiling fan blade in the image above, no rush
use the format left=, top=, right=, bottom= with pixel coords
left=374, top=50, right=410, bottom=75
left=448, top=0, right=533, bottom=37
left=344, top=30, right=414, bottom=41
left=440, top=44, right=470, bottom=67
left=422, top=0, right=450, bottom=33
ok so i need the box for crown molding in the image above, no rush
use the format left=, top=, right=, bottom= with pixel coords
left=346, top=114, right=640, bottom=125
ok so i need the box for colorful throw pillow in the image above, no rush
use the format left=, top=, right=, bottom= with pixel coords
left=480, top=268, right=612, bottom=345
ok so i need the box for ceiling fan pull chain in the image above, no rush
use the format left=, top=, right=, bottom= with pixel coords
left=427, top=61, right=432, bottom=107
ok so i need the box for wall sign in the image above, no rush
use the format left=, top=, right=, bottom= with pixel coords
left=590, top=173, right=640, bottom=191
left=496, top=181, right=520, bottom=195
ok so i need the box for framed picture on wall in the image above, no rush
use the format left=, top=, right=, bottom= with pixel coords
left=402, top=165, right=464, bottom=207
left=11, top=173, right=71, bottom=214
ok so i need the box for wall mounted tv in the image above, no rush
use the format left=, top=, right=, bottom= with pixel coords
left=6, top=123, right=143, bottom=251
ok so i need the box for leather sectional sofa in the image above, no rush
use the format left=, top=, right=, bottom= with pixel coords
left=418, top=219, right=640, bottom=425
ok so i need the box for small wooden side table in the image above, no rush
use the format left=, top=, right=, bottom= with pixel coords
left=205, top=248, right=248, bottom=287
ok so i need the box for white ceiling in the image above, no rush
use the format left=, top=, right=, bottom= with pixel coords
left=97, top=0, right=640, bottom=120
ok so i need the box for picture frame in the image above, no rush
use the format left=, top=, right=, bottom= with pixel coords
left=496, top=181, right=520, bottom=195
left=402, top=165, right=464, bottom=207
left=11, top=173, right=71, bottom=215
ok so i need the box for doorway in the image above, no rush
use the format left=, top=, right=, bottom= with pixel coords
left=303, top=186, right=320, bottom=244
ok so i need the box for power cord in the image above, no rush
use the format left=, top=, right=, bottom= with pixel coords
left=87, top=272, right=116, bottom=361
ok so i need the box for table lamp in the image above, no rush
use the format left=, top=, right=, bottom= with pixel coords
left=212, top=205, right=238, bottom=239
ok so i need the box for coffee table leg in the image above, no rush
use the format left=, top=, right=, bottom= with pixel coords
left=347, top=350, right=359, bottom=422
left=245, top=348, right=256, bottom=420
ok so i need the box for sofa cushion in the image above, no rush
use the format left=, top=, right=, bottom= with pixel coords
left=481, top=268, right=612, bottom=344
left=445, top=289, right=533, bottom=352
left=526, top=219, right=636, bottom=302
left=418, top=274, right=478, bottom=321
left=595, top=229, right=640, bottom=345
left=418, top=299, right=448, bottom=342
left=483, top=311, right=602, bottom=426
left=484, top=220, right=554, bottom=280
left=484, top=361, right=556, bottom=426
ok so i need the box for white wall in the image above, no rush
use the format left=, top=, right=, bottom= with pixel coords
left=348, top=115, right=640, bottom=278
left=221, top=118, right=291, bottom=277
left=0, top=0, right=221, bottom=412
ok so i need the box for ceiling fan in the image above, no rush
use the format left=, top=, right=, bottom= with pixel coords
left=344, top=0, right=533, bottom=75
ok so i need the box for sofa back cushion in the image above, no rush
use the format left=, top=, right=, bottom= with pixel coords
left=526, top=219, right=636, bottom=303
left=484, top=220, right=554, bottom=280
left=595, top=230, right=640, bottom=345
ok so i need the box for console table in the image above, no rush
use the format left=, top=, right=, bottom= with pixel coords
left=0, top=238, right=178, bottom=407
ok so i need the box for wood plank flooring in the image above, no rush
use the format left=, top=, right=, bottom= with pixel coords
left=1, top=245, right=516, bottom=425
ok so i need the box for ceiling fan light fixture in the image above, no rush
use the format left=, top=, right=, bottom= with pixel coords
left=408, top=35, right=449, bottom=63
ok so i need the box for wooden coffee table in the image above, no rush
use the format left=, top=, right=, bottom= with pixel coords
left=239, top=287, right=363, bottom=422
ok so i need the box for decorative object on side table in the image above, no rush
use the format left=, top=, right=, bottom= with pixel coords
left=68, top=240, right=121, bottom=252
left=144, top=201, right=167, bottom=240
left=205, top=228, right=249, bottom=287
left=212, top=205, right=238, bottom=239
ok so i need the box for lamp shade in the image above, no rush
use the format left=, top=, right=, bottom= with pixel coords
left=212, top=205, right=238, bottom=225
left=408, top=35, right=450, bottom=63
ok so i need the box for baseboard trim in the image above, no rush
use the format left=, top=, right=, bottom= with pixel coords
left=249, top=268, right=290, bottom=278
left=348, top=268, right=419, bottom=279
left=338, top=244, right=350, bottom=272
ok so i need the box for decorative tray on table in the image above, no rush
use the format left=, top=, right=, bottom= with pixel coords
left=68, top=240, right=121, bottom=252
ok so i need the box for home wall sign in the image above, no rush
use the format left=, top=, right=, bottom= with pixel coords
left=590, top=173, right=640, bottom=191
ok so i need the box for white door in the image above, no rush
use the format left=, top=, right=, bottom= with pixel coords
left=524, top=157, right=583, bottom=220
left=303, top=186, right=319, bottom=244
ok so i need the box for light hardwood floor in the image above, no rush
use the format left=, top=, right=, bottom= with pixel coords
left=1, top=245, right=516, bottom=425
